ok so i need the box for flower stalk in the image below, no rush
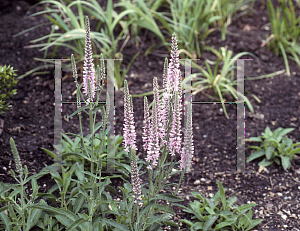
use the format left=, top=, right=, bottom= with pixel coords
left=122, top=33, right=194, bottom=229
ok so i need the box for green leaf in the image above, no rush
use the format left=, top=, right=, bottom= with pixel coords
left=67, top=104, right=90, bottom=119
left=246, top=150, right=265, bottom=162
left=280, top=155, right=291, bottom=170
left=248, top=137, right=263, bottom=142
left=216, top=180, right=226, bottom=210
left=102, top=218, right=130, bottom=230
left=258, top=159, right=274, bottom=167
left=162, top=220, right=179, bottom=227
left=203, top=215, right=219, bottom=231
left=245, top=219, right=263, bottom=231
left=179, top=219, right=194, bottom=227
left=73, top=194, right=85, bottom=214
left=214, top=219, right=236, bottom=229
left=277, top=128, right=294, bottom=138
left=0, top=211, right=11, bottom=231
left=26, top=202, right=44, bottom=231
left=27, top=204, right=78, bottom=222
left=287, top=147, right=300, bottom=156
left=233, top=203, right=257, bottom=213
left=66, top=218, right=89, bottom=231
left=265, top=146, right=275, bottom=160
left=139, top=200, right=155, bottom=220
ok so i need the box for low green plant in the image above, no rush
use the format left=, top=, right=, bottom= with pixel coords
left=0, top=137, right=120, bottom=231
left=181, top=46, right=258, bottom=119
left=117, top=0, right=169, bottom=47
left=246, top=126, right=300, bottom=171
left=0, top=65, right=18, bottom=115
left=41, top=131, right=132, bottom=179
left=0, top=138, right=54, bottom=231
left=209, top=0, right=255, bottom=41
left=64, top=0, right=140, bottom=91
left=263, top=0, right=300, bottom=76
left=176, top=180, right=262, bottom=231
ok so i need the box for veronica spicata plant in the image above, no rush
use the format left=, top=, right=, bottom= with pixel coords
left=41, top=16, right=131, bottom=177
left=108, top=33, right=195, bottom=230
left=1, top=24, right=194, bottom=231
left=0, top=16, right=127, bottom=230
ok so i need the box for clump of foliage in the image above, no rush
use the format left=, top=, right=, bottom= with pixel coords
left=0, top=65, right=18, bottom=115
left=247, top=127, right=300, bottom=171
left=176, top=180, right=262, bottom=231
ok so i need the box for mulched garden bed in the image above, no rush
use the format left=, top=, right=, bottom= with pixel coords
left=1, top=0, right=300, bottom=230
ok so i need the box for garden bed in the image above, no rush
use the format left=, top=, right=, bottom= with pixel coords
left=0, top=0, right=300, bottom=230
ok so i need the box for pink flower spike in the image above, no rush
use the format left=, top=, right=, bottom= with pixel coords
left=130, top=146, right=143, bottom=206
left=83, top=16, right=96, bottom=105
left=123, top=80, right=137, bottom=153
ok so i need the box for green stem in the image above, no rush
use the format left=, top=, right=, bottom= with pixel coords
left=89, top=104, right=95, bottom=180
left=20, top=175, right=25, bottom=231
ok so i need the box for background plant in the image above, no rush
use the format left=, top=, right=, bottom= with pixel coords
left=208, top=0, right=256, bottom=41
left=14, top=0, right=139, bottom=91
left=14, top=0, right=111, bottom=79
left=158, top=0, right=255, bottom=58
left=116, top=0, right=171, bottom=56
left=262, top=0, right=300, bottom=76
left=181, top=46, right=258, bottom=119
left=246, top=126, right=300, bottom=171
left=118, top=0, right=255, bottom=59
left=157, top=0, right=221, bottom=59
left=0, top=65, right=18, bottom=115
left=176, top=180, right=262, bottom=231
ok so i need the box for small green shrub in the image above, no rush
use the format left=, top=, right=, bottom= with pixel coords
left=246, top=126, right=300, bottom=171
left=176, top=180, right=262, bottom=231
left=0, top=65, right=18, bottom=115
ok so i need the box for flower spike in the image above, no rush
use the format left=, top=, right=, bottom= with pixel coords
left=123, top=80, right=137, bottom=153
left=83, top=16, right=96, bottom=105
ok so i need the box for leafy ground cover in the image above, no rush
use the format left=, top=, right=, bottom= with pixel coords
left=0, top=0, right=300, bottom=230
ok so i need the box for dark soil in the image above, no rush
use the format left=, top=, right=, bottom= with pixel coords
left=1, top=0, right=300, bottom=230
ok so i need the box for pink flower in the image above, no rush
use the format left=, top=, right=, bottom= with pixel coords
left=82, top=16, right=96, bottom=105
left=144, top=77, right=160, bottom=167
left=167, top=33, right=182, bottom=156
left=122, top=79, right=143, bottom=207
left=123, top=80, right=137, bottom=153
left=142, top=96, right=151, bottom=152
left=130, top=139, right=143, bottom=208
left=142, top=33, right=193, bottom=172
